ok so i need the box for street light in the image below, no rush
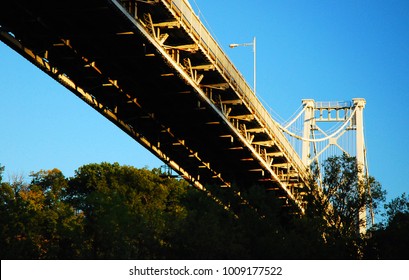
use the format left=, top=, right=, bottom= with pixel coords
left=229, top=36, right=256, bottom=95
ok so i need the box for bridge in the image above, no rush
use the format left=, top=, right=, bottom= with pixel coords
left=0, top=0, right=368, bottom=224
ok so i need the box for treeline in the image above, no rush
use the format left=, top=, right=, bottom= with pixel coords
left=0, top=158, right=408, bottom=259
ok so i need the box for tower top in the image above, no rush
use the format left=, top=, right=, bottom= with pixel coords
left=353, top=98, right=366, bottom=108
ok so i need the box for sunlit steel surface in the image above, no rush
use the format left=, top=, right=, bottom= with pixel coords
left=0, top=0, right=310, bottom=214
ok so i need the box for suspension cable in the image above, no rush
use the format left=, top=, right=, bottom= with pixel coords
left=283, top=106, right=306, bottom=129
left=276, top=106, right=358, bottom=143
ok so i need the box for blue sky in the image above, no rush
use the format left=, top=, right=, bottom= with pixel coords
left=1, top=0, right=408, bottom=204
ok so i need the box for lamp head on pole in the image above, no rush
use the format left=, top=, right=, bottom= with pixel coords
left=228, top=37, right=257, bottom=95
left=229, top=43, right=240, bottom=48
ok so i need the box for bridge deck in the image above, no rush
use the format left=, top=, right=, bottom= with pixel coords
left=0, top=0, right=309, bottom=213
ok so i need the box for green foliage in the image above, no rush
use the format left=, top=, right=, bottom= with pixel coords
left=0, top=164, right=4, bottom=182
left=303, top=154, right=388, bottom=258
left=0, top=159, right=405, bottom=259
left=65, top=162, right=190, bottom=259
left=384, top=193, right=409, bottom=224
left=0, top=168, right=83, bottom=259
left=365, top=193, right=409, bottom=259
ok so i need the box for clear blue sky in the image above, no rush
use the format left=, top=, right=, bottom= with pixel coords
left=1, top=0, right=408, bottom=203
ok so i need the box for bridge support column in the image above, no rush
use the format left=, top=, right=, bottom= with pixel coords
left=353, top=98, right=367, bottom=235
left=302, top=99, right=315, bottom=167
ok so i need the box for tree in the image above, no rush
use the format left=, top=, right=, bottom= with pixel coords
left=384, top=193, right=409, bottom=224
left=304, top=154, right=386, bottom=258
left=28, top=169, right=84, bottom=258
left=65, top=162, right=190, bottom=259
left=0, top=169, right=39, bottom=259
left=3, top=159, right=394, bottom=259
left=0, top=167, right=83, bottom=259
left=0, top=164, right=4, bottom=182
left=365, top=193, right=409, bottom=259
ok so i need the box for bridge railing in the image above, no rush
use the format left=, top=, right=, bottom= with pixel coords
left=315, top=101, right=352, bottom=109
left=163, top=0, right=308, bottom=178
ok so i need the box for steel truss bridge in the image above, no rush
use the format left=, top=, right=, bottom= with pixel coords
left=0, top=0, right=368, bottom=224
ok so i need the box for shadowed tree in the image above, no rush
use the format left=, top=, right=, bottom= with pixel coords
left=4, top=160, right=401, bottom=259
left=66, top=162, right=189, bottom=259
left=303, top=154, right=386, bottom=258
left=365, top=193, right=409, bottom=259
left=0, top=167, right=83, bottom=259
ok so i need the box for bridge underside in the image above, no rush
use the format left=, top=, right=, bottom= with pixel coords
left=0, top=0, right=308, bottom=213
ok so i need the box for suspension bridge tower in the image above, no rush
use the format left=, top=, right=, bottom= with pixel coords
left=287, top=98, right=369, bottom=234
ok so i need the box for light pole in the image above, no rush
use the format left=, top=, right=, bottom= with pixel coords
left=229, top=36, right=256, bottom=95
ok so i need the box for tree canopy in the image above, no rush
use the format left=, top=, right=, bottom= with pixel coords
left=0, top=158, right=407, bottom=259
